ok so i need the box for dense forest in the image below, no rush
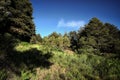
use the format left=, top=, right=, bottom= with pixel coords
left=0, top=0, right=120, bottom=80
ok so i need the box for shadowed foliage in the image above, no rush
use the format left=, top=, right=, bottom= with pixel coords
left=3, top=48, right=53, bottom=75
left=0, top=33, right=53, bottom=78
left=0, top=0, right=35, bottom=42
left=68, top=18, right=120, bottom=55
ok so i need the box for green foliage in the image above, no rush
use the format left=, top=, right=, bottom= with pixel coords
left=0, top=35, right=52, bottom=80
left=63, top=34, right=70, bottom=49
left=30, top=34, right=42, bottom=44
left=68, top=31, right=79, bottom=51
left=1, top=13, right=120, bottom=80
left=0, top=38, right=120, bottom=79
left=69, top=17, right=120, bottom=55
left=42, top=32, right=70, bottom=50
left=0, top=69, right=7, bottom=80
left=20, top=70, right=35, bottom=80
left=0, top=0, right=35, bottom=42
left=20, top=70, right=32, bottom=80
left=96, top=58, right=120, bottom=79
left=36, top=34, right=42, bottom=43
left=30, top=35, right=37, bottom=44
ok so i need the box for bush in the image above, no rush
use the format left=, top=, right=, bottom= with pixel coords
left=0, top=69, right=7, bottom=80
left=96, top=58, right=120, bottom=79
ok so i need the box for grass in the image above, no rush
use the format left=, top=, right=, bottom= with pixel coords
left=0, top=41, right=120, bottom=80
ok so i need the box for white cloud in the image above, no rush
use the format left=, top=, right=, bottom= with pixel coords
left=57, top=19, right=85, bottom=28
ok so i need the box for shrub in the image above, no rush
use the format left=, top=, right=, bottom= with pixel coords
left=0, top=69, right=7, bottom=80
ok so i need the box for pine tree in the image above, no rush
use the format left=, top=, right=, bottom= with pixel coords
left=0, top=0, right=35, bottom=41
left=68, top=31, right=79, bottom=51
left=77, top=17, right=120, bottom=54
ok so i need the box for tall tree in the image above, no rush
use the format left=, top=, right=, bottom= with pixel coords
left=77, top=17, right=120, bottom=54
left=68, top=31, right=79, bottom=51
left=0, top=0, right=35, bottom=41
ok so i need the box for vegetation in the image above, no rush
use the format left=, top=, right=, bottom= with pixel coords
left=0, top=0, right=120, bottom=80
left=42, top=32, right=70, bottom=50
left=1, top=41, right=120, bottom=80
left=68, top=18, right=120, bottom=55
left=0, top=0, right=35, bottom=41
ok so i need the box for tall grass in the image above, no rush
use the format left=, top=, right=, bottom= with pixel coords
left=1, top=41, right=120, bottom=80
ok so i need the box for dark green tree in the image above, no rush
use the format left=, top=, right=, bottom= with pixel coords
left=68, top=31, right=79, bottom=51
left=77, top=17, right=120, bottom=54
left=36, top=34, right=42, bottom=43
left=63, top=33, right=70, bottom=49
left=0, top=0, right=35, bottom=42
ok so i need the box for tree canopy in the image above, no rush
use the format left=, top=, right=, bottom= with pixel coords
left=0, top=0, right=35, bottom=41
left=69, top=17, right=120, bottom=54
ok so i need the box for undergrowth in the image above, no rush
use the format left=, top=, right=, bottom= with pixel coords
left=0, top=42, right=120, bottom=80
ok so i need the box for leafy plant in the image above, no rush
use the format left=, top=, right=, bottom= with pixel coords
left=0, top=69, right=7, bottom=80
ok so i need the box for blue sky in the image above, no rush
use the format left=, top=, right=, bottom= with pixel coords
left=30, top=0, right=120, bottom=37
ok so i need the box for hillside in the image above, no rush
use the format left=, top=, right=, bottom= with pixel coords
left=0, top=39, right=120, bottom=80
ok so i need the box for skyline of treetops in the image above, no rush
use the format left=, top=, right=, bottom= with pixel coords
left=30, top=0, right=120, bottom=37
